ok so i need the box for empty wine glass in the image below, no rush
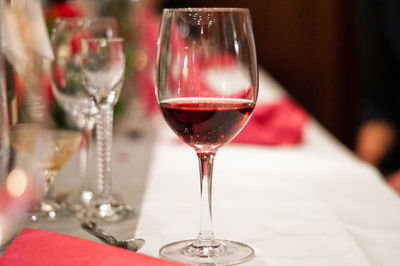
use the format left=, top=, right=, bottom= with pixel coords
left=81, top=37, right=131, bottom=222
left=51, top=17, right=119, bottom=212
left=156, top=8, right=258, bottom=265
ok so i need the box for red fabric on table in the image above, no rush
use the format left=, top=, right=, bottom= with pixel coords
left=232, top=97, right=308, bottom=146
left=0, top=228, right=186, bottom=266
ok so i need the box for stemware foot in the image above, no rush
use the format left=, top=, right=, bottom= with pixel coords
left=31, top=198, right=72, bottom=222
left=85, top=198, right=134, bottom=223
left=58, top=189, right=95, bottom=213
left=159, top=239, right=254, bottom=265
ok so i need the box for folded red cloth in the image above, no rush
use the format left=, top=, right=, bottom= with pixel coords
left=232, top=97, right=308, bottom=145
left=0, top=228, right=185, bottom=266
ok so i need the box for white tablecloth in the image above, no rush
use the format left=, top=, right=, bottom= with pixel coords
left=33, top=71, right=400, bottom=266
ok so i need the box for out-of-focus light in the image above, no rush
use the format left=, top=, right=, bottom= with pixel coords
left=6, top=168, right=28, bottom=198
left=134, top=50, right=148, bottom=71
left=48, top=211, right=56, bottom=219
left=183, top=55, right=188, bottom=70
left=182, top=55, right=189, bottom=81
left=234, top=39, right=240, bottom=54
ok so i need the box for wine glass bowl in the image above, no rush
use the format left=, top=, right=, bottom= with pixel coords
left=156, top=8, right=258, bottom=265
left=41, top=130, right=82, bottom=175
left=51, top=17, right=118, bottom=129
left=81, top=38, right=125, bottom=106
left=159, top=98, right=255, bottom=151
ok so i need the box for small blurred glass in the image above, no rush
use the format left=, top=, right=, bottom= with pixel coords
left=9, top=124, right=81, bottom=221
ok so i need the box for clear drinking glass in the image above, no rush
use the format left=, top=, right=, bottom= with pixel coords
left=51, top=17, right=119, bottom=212
left=81, top=38, right=131, bottom=222
left=156, top=8, right=258, bottom=265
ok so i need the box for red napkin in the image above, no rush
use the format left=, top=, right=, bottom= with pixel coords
left=0, top=228, right=186, bottom=266
left=232, top=97, right=308, bottom=146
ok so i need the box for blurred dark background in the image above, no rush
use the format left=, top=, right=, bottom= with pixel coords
left=162, top=0, right=360, bottom=149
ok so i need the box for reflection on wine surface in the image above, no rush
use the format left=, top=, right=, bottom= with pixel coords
left=10, top=124, right=81, bottom=221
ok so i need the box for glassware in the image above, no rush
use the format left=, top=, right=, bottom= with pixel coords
left=0, top=0, right=74, bottom=245
left=81, top=37, right=131, bottom=222
left=156, top=8, right=258, bottom=265
left=9, top=124, right=81, bottom=221
left=51, top=17, right=119, bottom=212
left=0, top=86, right=43, bottom=246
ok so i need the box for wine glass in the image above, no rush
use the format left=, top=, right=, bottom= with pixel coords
left=80, top=37, right=131, bottom=222
left=10, top=124, right=82, bottom=221
left=51, top=17, right=118, bottom=212
left=156, top=8, right=258, bottom=265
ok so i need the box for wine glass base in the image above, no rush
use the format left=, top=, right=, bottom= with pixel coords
left=58, top=189, right=95, bottom=214
left=159, top=239, right=254, bottom=265
left=31, top=198, right=72, bottom=222
left=85, top=200, right=135, bottom=223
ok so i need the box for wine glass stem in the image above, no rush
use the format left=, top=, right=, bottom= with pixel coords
left=96, top=104, right=113, bottom=203
left=196, top=151, right=218, bottom=246
left=43, top=170, right=56, bottom=200
left=80, top=128, right=93, bottom=189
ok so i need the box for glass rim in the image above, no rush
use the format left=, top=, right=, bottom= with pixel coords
left=162, top=7, right=250, bottom=13
left=80, top=37, right=124, bottom=43
left=54, top=16, right=117, bottom=24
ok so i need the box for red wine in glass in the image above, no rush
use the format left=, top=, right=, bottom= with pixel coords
left=160, top=97, right=255, bottom=150
left=157, top=8, right=258, bottom=265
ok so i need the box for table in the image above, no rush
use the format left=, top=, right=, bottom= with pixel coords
left=31, top=70, right=400, bottom=266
